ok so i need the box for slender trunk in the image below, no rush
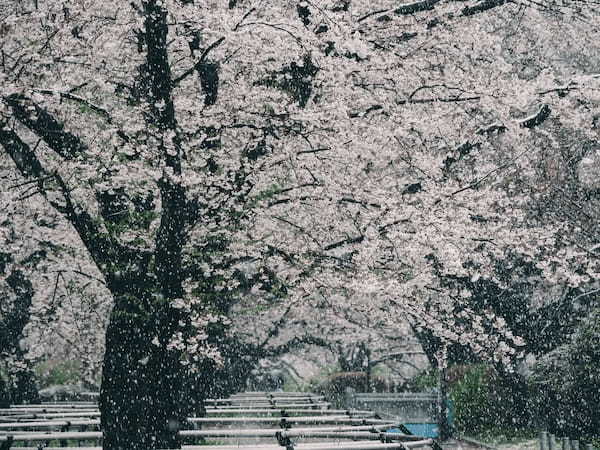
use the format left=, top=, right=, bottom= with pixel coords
left=365, top=348, right=372, bottom=392
left=9, top=352, right=40, bottom=405
left=437, top=366, right=450, bottom=441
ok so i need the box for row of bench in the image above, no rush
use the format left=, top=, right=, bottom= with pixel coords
left=0, top=391, right=439, bottom=449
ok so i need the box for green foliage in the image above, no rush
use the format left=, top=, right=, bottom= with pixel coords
left=450, top=365, right=494, bottom=433
left=450, top=365, right=530, bottom=435
left=282, top=376, right=304, bottom=392
left=402, top=369, right=438, bottom=392
left=78, top=103, right=96, bottom=115
left=404, top=311, right=600, bottom=441
left=34, top=360, right=83, bottom=387
left=529, top=307, right=600, bottom=439
left=306, top=363, right=339, bottom=388
left=315, top=371, right=397, bottom=407
left=405, top=364, right=531, bottom=436
left=258, top=183, right=281, bottom=199
left=467, top=427, right=537, bottom=446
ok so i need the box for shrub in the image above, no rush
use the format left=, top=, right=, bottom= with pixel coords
left=316, top=371, right=397, bottom=407
left=450, top=365, right=530, bottom=435
left=402, top=369, right=437, bottom=392
left=529, top=308, right=600, bottom=439
left=404, top=364, right=531, bottom=435
left=34, top=360, right=84, bottom=388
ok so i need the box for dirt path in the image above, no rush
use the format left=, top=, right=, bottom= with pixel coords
left=496, top=441, right=538, bottom=450
left=441, top=438, right=538, bottom=450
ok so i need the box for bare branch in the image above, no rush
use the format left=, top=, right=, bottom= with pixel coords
left=296, top=147, right=331, bottom=156
left=357, top=8, right=390, bottom=22
left=536, top=83, right=579, bottom=96
left=450, top=147, right=530, bottom=196
left=232, top=8, right=256, bottom=31
left=263, top=335, right=331, bottom=357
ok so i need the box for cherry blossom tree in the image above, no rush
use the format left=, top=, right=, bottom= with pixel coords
left=1, top=0, right=599, bottom=448
left=0, top=172, right=110, bottom=389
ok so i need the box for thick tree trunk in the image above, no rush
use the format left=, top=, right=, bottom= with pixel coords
left=99, top=2, right=198, bottom=447
left=100, top=292, right=187, bottom=450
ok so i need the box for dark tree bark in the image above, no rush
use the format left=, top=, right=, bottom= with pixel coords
left=2, top=89, right=192, bottom=448
left=9, top=368, right=39, bottom=405
left=461, top=0, right=506, bottom=16
left=100, top=1, right=193, bottom=448
left=99, top=289, right=188, bottom=450
left=0, top=270, right=40, bottom=405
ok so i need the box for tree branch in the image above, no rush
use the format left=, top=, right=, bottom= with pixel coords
left=30, top=89, right=130, bottom=142
left=519, top=104, right=551, bottom=129
left=462, top=0, right=507, bottom=16
left=4, top=94, right=88, bottom=159
left=369, top=351, right=426, bottom=367
left=33, top=89, right=111, bottom=120
left=172, top=37, right=225, bottom=86
left=395, top=0, right=442, bottom=16
left=323, top=235, right=364, bottom=251
left=0, top=121, right=136, bottom=273
left=262, top=335, right=331, bottom=358
left=272, top=215, right=322, bottom=248
left=396, top=95, right=481, bottom=106
left=0, top=123, right=46, bottom=180
left=143, top=0, right=189, bottom=300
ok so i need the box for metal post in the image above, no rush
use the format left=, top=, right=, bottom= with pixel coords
left=344, top=387, right=355, bottom=410
left=540, top=431, right=548, bottom=450
left=549, top=434, right=556, bottom=450
left=60, top=421, right=70, bottom=447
